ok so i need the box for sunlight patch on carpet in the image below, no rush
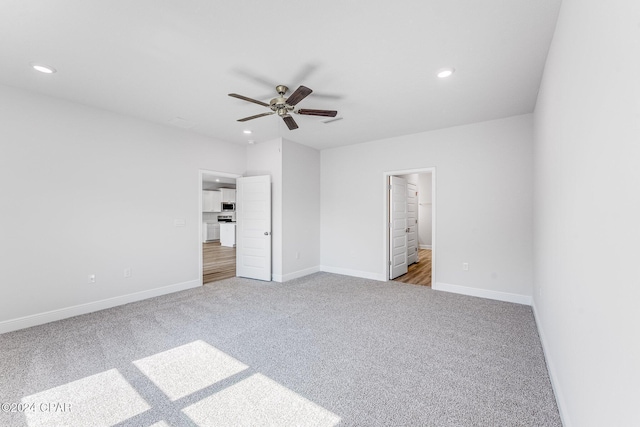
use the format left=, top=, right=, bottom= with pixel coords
left=182, top=373, right=341, bottom=426
left=133, top=340, right=247, bottom=401
left=21, top=369, right=150, bottom=427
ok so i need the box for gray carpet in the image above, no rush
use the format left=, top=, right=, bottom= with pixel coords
left=0, top=273, right=562, bottom=426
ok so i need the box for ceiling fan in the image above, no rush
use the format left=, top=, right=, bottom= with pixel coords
left=228, top=85, right=337, bottom=130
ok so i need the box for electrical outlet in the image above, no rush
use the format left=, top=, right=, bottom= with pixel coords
left=462, top=263, right=469, bottom=271
left=124, top=268, right=132, bottom=278
left=88, top=274, right=96, bottom=284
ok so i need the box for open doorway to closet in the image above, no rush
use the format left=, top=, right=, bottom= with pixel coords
left=200, top=171, right=240, bottom=284
left=386, top=169, right=434, bottom=287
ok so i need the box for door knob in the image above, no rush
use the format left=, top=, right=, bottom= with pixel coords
left=264, top=231, right=270, bottom=235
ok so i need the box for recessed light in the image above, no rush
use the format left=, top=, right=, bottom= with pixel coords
left=215, top=179, right=220, bottom=182
left=437, top=67, right=455, bottom=78
left=243, top=130, right=252, bottom=134
left=31, top=63, right=56, bottom=74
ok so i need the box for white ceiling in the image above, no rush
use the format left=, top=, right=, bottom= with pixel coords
left=202, top=173, right=236, bottom=186
left=0, top=1, right=562, bottom=150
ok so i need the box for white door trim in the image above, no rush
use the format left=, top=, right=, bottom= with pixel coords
left=383, top=167, right=436, bottom=284
left=199, top=169, right=242, bottom=285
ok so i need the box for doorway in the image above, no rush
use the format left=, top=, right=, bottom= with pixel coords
left=200, top=170, right=240, bottom=284
left=385, top=168, right=435, bottom=287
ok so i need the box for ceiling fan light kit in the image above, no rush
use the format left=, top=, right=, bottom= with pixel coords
left=229, top=85, right=338, bottom=130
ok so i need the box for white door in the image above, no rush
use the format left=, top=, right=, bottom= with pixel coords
left=236, top=175, right=272, bottom=281
left=389, top=176, right=408, bottom=279
left=407, top=182, right=418, bottom=265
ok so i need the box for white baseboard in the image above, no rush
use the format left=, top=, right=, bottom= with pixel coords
left=0, top=279, right=201, bottom=334
left=275, top=266, right=320, bottom=282
left=531, top=301, right=571, bottom=427
left=319, top=266, right=386, bottom=282
left=419, top=244, right=432, bottom=249
left=432, top=282, right=532, bottom=305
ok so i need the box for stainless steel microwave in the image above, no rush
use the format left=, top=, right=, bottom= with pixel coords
left=222, top=202, right=235, bottom=211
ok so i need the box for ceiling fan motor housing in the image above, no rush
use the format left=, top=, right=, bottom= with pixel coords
left=270, top=91, right=294, bottom=116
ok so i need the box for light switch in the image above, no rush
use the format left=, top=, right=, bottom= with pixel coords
left=174, top=219, right=186, bottom=227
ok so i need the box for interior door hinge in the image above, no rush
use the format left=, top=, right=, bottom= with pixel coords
left=388, top=185, right=392, bottom=190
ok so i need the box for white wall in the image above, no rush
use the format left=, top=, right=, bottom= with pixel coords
left=321, top=114, right=534, bottom=303
left=533, top=0, right=640, bottom=425
left=0, top=84, right=246, bottom=332
left=245, top=137, right=321, bottom=282
left=418, top=173, right=433, bottom=248
left=281, top=139, right=321, bottom=280
left=245, top=138, right=283, bottom=280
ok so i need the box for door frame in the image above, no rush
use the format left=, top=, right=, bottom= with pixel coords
left=199, top=169, right=242, bottom=285
left=383, top=167, right=436, bottom=284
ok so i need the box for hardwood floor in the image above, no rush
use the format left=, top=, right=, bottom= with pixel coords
left=203, top=243, right=430, bottom=286
left=393, top=249, right=432, bottom=287
left=203, top=241, right=236, bottom=283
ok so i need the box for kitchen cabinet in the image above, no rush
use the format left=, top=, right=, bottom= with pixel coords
left=220, top=188, right=236, bottom=203
left=203, top=222, right=220, bottom=242
left=202, top=190, right=222, bottom=212
left=220, top=223, right=236, bottom=247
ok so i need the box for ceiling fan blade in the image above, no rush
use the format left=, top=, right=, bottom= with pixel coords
left=296, top=109, right=338, bottom=117
left=237, top=112, right=275, bottom=122
left=290, top=63, right=318, bottom=87
left=282, top=115, right=299, bottom=130
left=228, top=93, right=270, bottom=107
left=306, top=92, right=343, bottom=100
left=232, top=68, right=275, bottom=89
left=286, top=85, right=313, bottom=106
